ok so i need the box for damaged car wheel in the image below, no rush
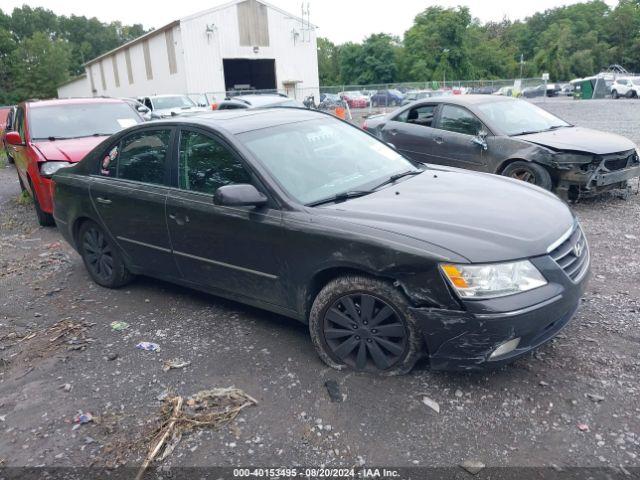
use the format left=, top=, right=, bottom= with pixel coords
left=502, top=161, right=553, bottom=190
left=309, top=275, right=423, bottom=375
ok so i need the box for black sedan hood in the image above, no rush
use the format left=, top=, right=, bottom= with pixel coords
left=518, top=126, right=635, bottom=155
left=318, top=170, right=574, bottom=263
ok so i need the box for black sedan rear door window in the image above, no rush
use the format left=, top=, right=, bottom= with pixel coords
left=436, top=105, right=483, bottom=136
left=178, top=130, right=251, bottom=194
left=100, top=129, right=171, bottom=185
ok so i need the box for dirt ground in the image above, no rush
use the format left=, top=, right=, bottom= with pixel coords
left=0, top=98, right=638, bottom=476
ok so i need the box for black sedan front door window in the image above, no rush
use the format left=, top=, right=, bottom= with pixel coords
left=166, top=129, right=287, bottom=307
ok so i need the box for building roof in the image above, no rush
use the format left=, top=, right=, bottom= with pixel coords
left=83, top=20, right=180, bottom=67
left=83, top=0, right=316, bottom=68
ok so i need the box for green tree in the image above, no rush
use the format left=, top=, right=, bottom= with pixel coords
left=338, top=42, right=365, bottom=85
left=400, top=6, right=472, bottom=82
left=357, top=33, right=398, bottom=84
left=317, top=37, right=340, bottom=85
left=0, top=6, right=147, bottom=102
left=10, top=32, right=71, bottom=100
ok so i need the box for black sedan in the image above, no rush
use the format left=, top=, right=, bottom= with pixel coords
left=53, top=108, right=589, bottom=374
left=363, top=95, right=640, bottom=200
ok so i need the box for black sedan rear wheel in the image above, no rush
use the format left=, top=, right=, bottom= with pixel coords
left=78, top=220, right=133, bottom=288
left=309, top=275, right=423, bottom=375
left=502, top=161, right=553, bottom=191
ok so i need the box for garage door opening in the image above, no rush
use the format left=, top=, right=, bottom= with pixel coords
left=223, top=59, right=276, bottom=93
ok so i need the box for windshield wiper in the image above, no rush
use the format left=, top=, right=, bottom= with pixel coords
left=307, top=190, right=373, bottom=207
left=32, top=136, right=71, bottom=141
left=372, top=169, right=422, bottom=189
left=513, top=125, right=571, bottom=136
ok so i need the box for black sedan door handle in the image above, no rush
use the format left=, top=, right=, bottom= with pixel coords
left=96, top=197, right=112, bottom=205
left=169, top=213, right=190, bottom=226
left=434, top=136, right=444, bottom=144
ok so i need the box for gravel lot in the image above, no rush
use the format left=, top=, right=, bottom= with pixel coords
left=0, top=98, right=639, bottom=476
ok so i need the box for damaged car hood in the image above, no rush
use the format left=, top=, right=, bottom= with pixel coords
left=518, top=126, right=635, bottom=155
left=318, top=170, right=574, bottom=263
left=33, top=136, right=107, bottom=163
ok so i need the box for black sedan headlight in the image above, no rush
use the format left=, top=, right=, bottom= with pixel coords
left=440, top=261, right=547, bottom=299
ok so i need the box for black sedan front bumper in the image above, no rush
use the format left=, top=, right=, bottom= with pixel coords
left=410, top=245, right=589, bottom=371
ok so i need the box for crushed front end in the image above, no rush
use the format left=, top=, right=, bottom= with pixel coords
left=554, top=149, right=640, bottom=200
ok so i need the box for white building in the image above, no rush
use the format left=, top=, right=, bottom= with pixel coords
left=57, top=0, right=319, bottom=102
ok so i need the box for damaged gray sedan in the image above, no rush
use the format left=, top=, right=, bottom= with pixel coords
left=363, top=96, right=640, bottom=200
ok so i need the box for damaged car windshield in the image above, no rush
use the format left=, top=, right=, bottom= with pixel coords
left=239, top=119, right=419, bottom=205
left=477, top=99, right=571, bottom=136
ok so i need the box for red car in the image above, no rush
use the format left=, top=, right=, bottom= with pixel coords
left=340, top=91, right=369, bottom=109
left=5, top=98, right=143, bottom=226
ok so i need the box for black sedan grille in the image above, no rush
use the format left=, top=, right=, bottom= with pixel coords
left=549, top=226, right=589, bottom=282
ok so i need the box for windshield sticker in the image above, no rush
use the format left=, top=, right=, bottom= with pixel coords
left=117, top=118, right=138, bottom=128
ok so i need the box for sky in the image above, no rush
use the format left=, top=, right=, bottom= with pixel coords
left=1, top=0, right=620, bottom=44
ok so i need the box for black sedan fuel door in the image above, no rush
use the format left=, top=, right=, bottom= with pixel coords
left=380, top=104, right=440, bottom=164
left=165, top=129, right=287, bottom=308
left=89, top=128, right=180, bottom=278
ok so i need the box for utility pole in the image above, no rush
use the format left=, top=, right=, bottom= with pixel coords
left=520, top=54, right=524, bottom=79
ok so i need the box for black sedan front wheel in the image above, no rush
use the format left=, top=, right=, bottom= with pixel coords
left=78, top=220, right=133, bottom=288
left=310, top=275, right=423, bottom=375
left=502, top=161, right=553, bottom=191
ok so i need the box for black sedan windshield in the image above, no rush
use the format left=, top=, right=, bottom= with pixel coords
left=477, top=100, right=570, bottom=136
left=30, top=103, right=141, bottom=140
left=240, top=119, right=418, bottom=205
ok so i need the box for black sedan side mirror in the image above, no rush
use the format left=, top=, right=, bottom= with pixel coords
left=214, top=184, right=268, bottom=207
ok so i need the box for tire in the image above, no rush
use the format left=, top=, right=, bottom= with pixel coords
left=309, top=275, right=424, bottom=376
left=28, top=177, right=54, bottom=227
left=78, top=220, right=133, bottom=288
left=612, top=90, right=619, bottom=99
left=502, top=161, right=553, bottom=191
left=18, top=174, right=26, bottom=192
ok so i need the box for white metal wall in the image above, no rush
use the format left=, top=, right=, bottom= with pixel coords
left=82, top=25, right=188, bottom=99
left=180, top=3, right=319, bottom=101
left=58, top=2, right=319, bottom=102
left=57, top=76, right=91, bottom=98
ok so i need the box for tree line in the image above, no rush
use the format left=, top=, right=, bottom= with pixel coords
left=0, top=6, right=146, bottom=105
left=319, top=0, right=640, bottom=86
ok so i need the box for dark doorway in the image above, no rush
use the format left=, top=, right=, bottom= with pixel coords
left=223, top=59, right=276, bottom=93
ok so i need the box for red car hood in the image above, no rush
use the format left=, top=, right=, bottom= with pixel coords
left=32, top=136, right=107, bottom=163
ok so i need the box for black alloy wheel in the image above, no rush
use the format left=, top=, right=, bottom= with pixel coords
left=78, top=220, right=133, bottom=288
left=82, top=226, right=114, bottom=283
left=322, top=293, right=408, bottom=371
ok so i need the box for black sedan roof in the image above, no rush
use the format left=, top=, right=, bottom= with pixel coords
left=158, top=107, right=324, bottom=134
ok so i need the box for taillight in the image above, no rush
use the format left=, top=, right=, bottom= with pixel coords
left=211, top=103, right=218, bottom=110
